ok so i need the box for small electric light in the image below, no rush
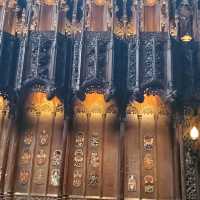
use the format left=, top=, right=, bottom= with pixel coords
left=181, top=34, right=192, bottom=42
left=190, top=126, right=199, bottom=141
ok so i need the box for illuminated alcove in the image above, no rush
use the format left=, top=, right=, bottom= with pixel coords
left=14, top=92, right=65, bottom=197
left=124, top=95, right=177, bottom=199
left=65, top=93, right=120, bottom=199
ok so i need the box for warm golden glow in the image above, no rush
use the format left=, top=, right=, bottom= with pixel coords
left=41, top=0, right=56, bottom=5
left=83, top=93, right=106, bottom=113
left=190, top=126, right=199, bottom=141
left=144, top=0, right=157, bottom=6
left=181, top=34, right=192, bottom=42
left=25, top=92, right=62, bottom=114
left=94, top=0, right=106, bottom=6
left=0, top=96, right=9, bottom=111
left=74, top=93, right=117, bottom=114
left=128, top=95, right=168, bottom=115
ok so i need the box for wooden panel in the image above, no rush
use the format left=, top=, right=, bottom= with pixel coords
left=67, top=112, right=88, bottom=197
left=47, top=110, right=64, bottom=195
left=157, top=115, right=174, bottom=199
left=14, top=110, right=38, bottom=195
left=85, top=113, right=103, bottom=197
left=102, top=113, right=119, bottom=198
left=140, top=114, right=156, bottom=199
left=124, top=113, right=140, bottom=199
left=31, top=112, right=54, bottom=195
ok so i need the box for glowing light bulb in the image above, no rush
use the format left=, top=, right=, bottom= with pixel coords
left=181, top=34, right=192, bottom=42
left=190, top=126, right=199, bottom=141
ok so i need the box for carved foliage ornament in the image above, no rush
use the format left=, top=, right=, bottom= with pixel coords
left=74, top=149, right=84, bottom=167
left=20, top=149, right=32, bottom=165
left=144, top=175, right=154, bottom=193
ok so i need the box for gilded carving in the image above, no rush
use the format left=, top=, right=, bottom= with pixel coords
left=20, top=149, right=32, bottom=165
left=72, top=170, right=82, bottom=188
left=128, top=175, right=137, bottom=192
left=52, top=150, right=62, bottom=166
left=33, top=169, right=45, bottom=185
left=144, top=136, right=154, bottom=151
left=90, top=152, right=100, bottom=168
left=144, top=153, right=154, bottom=170
left=50, top=169, right=60, bottom=186
left=24, top=132, right=33, bottom=145
left=75, top=133, right=85, bottom=148
left=36, top=149, right=47, bottom=165
left=19, top=169, right=30, bottom=185
left=74, top=149, right=84, bottom=167
left=88, top=173, right=99, bottom=186
left=39, top=130, right=48, bottom=146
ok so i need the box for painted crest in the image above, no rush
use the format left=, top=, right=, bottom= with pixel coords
left=20, top=149, right=32, bottom=165
left=73, top=170, right=82, bottom=188
left=19, top=169, right=30, bottom=185
left=74, top=149, right=84, bottom=167
left=52, top=150, right=62, bottom=166
left=90, top=136, right=100, bottom=147
left=144, top=153, right=154, bottom=170
left=88, top=173, right=98, bottom=186
left=144, top=136, right=154, bottom=151
left=39, top=130, right=49, bottom=146
left=50, top=169, right=60, bottom=186
left=75, top=133, right=85, bottom=148
left=128, top=175, right=137, bottom=192
left=24, top=131, right=33, bottom=145
left=36, top=149, right=47, bottom=165
left=90, top=152, right=100, bottom=168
